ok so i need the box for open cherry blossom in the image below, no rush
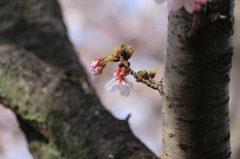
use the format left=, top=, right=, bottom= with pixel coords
left=155, top=0, right=207, bottom=13
left=105, top=67, right=133, bottom=97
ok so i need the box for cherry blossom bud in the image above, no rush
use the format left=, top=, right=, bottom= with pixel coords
left=127, top=46, right=133, bottom=50
left=137, top=71, right=144, bottom=78
left=90, top=58, right=104, bottom=69
left=138, top=70, right=148, bottom=79
left=120, top=44, right=126, bottom=51
left=108, top=54, right=119, bottom=62
left=92, top=65, right=105, bottom=75
left=149, top=70, right=156, bottom=79
left=126, top=46, right=134, bottom=59
left=113, top=47, right=118, bottom=54
left=90, top=57, right=107, bottom=75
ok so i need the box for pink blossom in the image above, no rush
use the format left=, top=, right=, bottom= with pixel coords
left=155, top=0, right=207, bottom=13
left=194, top=0, right=207, bottom=11
left=90, top=57, right=106, bottom=75
left=92, top=65, right=105, bottom=75
left=105, top=67, right=133, bottom=97
left=90, top=60, right=100, bottom=69
left=195, top=0, right=207, bottom=4
left=168, top=0, right=195, bottom=13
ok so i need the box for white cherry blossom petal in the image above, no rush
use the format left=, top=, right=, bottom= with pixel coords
left=125, top=78, right=134, bottom=89
left=184, top=0, right=194, bottom=13
left=118, top=82, right=131, bottom=97
left=105, top=78, right=118, bottom=92
left=168, top=0, right=184, bottom=11
left=104, top=77, right=133, bottom=97
left=155, top=0, right=207, bottom=13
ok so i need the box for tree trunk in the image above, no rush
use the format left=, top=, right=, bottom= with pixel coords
left=0, top=0, right=159, bottom=159
left=161, top=0, right=234, bottom=159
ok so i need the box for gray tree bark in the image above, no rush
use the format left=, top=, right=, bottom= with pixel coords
left=161, top=0, right=234, bottom=159
left=0, top=0, right=158, bottom=159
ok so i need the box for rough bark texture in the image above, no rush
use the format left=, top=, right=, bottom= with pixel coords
left=161, top=0, right=234, bottom=159
left=0, top=0, right=159, bottom=159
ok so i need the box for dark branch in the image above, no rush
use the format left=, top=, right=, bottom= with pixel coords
left=0, top=0, right=159, bottom=158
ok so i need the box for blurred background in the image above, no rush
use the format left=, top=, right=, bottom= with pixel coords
left=0, top=0, right=239, bottom=158
left=59, top=0, right=167, bottom=156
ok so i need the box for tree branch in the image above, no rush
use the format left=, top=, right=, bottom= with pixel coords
left=0, top=0, right=158, bottom=158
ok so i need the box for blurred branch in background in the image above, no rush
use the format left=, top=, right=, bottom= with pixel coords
left=0, top=0, right=159, bottom=158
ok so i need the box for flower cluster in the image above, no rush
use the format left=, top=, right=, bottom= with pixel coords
left=90, top=44, right=158, bottom=97
left=156, top=0, right=207, bottom=13
left=90, top=44, right=135, bottom=97
left=90, top=44, right=134, bottom=75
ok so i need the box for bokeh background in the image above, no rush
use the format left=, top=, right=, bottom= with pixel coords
left=0, top=0, right=239, bottom=158
left=59, top=0, right=167, bottom=156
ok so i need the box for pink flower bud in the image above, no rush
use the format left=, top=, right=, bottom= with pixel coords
left=90, top=57, right=106, bottom=75
left=90, top=58, right=104, bottom=69
left=92, top=66, right=102, bottom=75
left=90, top=60, right=99, bottom=69
left=194, top=3, right=201, bottom=11
left=195, top=0, right=207, bottom=4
